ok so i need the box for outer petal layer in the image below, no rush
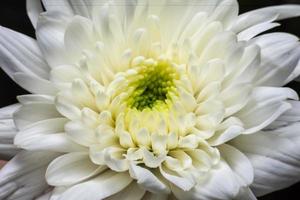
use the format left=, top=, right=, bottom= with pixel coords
left=231, top=101, right=300, bottom=197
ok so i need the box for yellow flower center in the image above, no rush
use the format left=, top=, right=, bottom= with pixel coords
left=126, top=58, right=179, bottom=111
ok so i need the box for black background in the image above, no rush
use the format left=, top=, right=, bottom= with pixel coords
left=0, top=0, right=300, bottom=199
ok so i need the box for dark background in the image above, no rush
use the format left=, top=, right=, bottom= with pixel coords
left=0, top=0, right=300, bottom=199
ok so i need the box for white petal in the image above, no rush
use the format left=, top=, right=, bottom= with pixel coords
left=42, top=0, right=94, bottom=18
left=252, top=32, right=299, bottom=49
left=49, top=187, right=68, bottom=200
left=0, top=105, right=19, bottom=159
left=13, top=73, right=58, bottom=95
left=20, top=133, right=73, bottom=153
left=238, top=22, right=280, bottom=41
left=36, top=11, right=72, bottom=67
left=26, top=0, right=43, bottom=29
left=167, top=150, right=193, bottom=170
left=46, top=152, right=105, bottom=186
left=142, top=192, right=169, bottom=200
left=0, top=121, right=15, bottom=138
left=231, top=132, right=300, bottom=196
left=151, top=133, right=168, bottom=155
left=106, top=182, right=146, bottom=200
left=14, top=118, right=85, bottom=153
left=210, top=0, right=239, bottom=28
left=55, top=93, right=81, bottom=121
left=0, top=26, right=50, bottom=79
left=260, top=5, right=300, bottom=20
left=0, top=182, right=17, bottom=199
left=102, top=147, right=129, bottom=172
left=65, top=121, right=97, bottom=146
left=0, top=151, right=58, bottom=186
left=134, top=128, right=150, bottom=148
left=68, top=0, right=92, bottom=18
left=145, top=0, right=216, bottom=47
left=198, top=33, right=236, bottom=66
left=50, top=65, right=82, bottom=86
left=141, top=148, right=166, bottom=168
left=0, top=144, right=19, bottom=160
left=219, top=144, right=254, bottom=186
left=221, top=83, right=252, bottom=117
left=71, top=79, right=96, bottom=110
left=266, top=100, right=300, bottom=129
left=196, top=111, right=224, bottom=131
left=17, top=94, right=54, bottom=105
left=59, top=171, right=132, bottom=200
left=237, top=87, right=298, bottom=134
left=196, top=100, right=223, bottom=117
left=269, top=100, right=300, bottom=130
left=1, top=167, right=49, bottom=200
left=160, top=165, right=195, bottom=191
left=172, top=160, right=240, bottom=200
left=64, top=16, right=95, bottom=60
left=129, top=163, right=170, bottom=194
left=232, top=5, right=300, bottom=33
left=198, top=59, right=225, bottom=87
left=253, top=33, right=300, bottom=86
left=235, top=187, right=257, bottom=200
left=13, top=103, right=61, bottom=130
left=242, top=102, right=290, bottom=135
left=192, top=21, right=223, bottom=59
left=91, top=140, right=125, bottom=168
left=223, top=44, right=260, bottom=88
left=178, top=135, right=199, bottom=149
left=36, top=191, right=52, bottom=200
left=92, top=125, right=118, bottom=151
left=271, top=122, right=300, bottom=139
left=258, top=48, right=300, bottom=86
left=0, top=104, right=20, bottom=120
left=286, top=59, right=300, bottom=83
left=41, top=0, right=74, bottom=15
left=177, top=88, right=197, bottom=112
left=208, top=117, right=244, bottom=146
left=196, top=81, right=221, bottom=102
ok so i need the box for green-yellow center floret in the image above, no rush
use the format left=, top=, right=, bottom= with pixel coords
left=127, top=59, right=179, bottom=111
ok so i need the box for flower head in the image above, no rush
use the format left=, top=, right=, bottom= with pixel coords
left=1, top=0, right=300, bottom=199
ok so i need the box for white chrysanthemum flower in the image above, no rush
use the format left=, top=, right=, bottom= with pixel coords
left=1, top=0, right=300, bottom=199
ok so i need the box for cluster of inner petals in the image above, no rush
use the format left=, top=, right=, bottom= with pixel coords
left=86, top=56, right=221, bottom=173
left=56, top=50, right=221, bottom=178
